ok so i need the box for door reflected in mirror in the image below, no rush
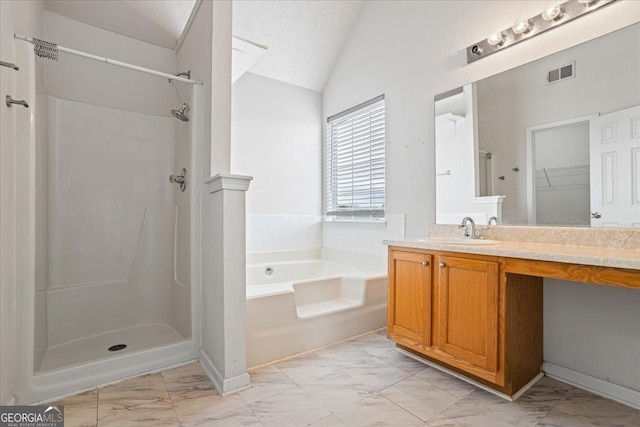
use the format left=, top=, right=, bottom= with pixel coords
left=435, top=23, right=640, bottom=228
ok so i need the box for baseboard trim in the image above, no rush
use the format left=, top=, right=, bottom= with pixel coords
left=199, top=349, right=251, bottom=396
left=396, top=348, right=542, bottom=401
left=543, top=362, right=640, bottom=410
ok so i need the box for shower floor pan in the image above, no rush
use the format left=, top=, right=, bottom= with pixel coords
left=38, top=324, right=186, bottom=372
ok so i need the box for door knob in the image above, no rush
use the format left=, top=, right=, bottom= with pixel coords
left=591, top=212, right=602, bottom=219
left=169, top=168, right=187, bottom=192
left=439, top=262, right=445, bottom=268
left=422, top=261, right=429, bottom=267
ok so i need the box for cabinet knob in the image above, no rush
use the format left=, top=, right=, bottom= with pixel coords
left=422, top=261, right=429, bottom=267
left=439, top=262, right=445, bottom=268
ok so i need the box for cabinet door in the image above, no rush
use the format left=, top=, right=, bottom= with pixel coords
left=388, top=250, right=432, bottom=347
left=436, top=256, right=499, bottom=373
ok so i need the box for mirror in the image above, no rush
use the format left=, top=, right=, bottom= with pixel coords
left=435, top=23, right=640, bottom=227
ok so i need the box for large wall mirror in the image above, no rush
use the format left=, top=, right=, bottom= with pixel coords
left=435, top=23, right=639, bottom=228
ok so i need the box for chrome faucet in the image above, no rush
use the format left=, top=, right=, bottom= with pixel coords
left=459, top=217, right=480, bottom=239
left=488, top=216, right=498, bottom=225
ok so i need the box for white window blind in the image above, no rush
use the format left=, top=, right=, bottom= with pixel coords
left=326, top=95, right=385, bottom=218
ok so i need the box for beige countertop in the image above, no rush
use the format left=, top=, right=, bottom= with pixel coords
left=384, top=238, right=640, bottom=271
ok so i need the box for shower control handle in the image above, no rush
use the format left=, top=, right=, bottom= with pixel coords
left=6, top=95, right=29, bottom=108
left=169, top=168, right=187, bottom=192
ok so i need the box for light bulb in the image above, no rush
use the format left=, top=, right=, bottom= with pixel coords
left=487, top=32, right=506, bottom=46
left=542, top=4, right=564, bottom=21
left=512, top=19, right=533, bottom=35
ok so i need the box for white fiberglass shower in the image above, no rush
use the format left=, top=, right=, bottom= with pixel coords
left=12, top=14, right=204, bottom=403
left=37, top=96, right=189, bottom=372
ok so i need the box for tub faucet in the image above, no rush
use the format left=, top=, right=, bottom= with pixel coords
left=459, top=217, right=480, bottom=239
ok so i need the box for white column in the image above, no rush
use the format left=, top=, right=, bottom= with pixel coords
left=199, top=174, right=252, bottom=395
left=210, top=0, right=232, bottom=175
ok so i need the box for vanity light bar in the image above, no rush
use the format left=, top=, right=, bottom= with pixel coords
left=466, top=0, right=619, bottom=64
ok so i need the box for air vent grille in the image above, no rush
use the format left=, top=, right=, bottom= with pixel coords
left=546, top=62, right=575, bottom=85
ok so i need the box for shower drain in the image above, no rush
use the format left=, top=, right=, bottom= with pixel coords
left=108, top=344, right=127, bottom=352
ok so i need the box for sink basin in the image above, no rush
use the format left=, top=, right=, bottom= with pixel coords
left=417, top=237, right=499, bottom=245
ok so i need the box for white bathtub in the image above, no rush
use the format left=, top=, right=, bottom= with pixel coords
left=246, top=253, right=387, bottom=367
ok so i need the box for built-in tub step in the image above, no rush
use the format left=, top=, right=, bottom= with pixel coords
left=295, top=298, right=363, bottom=318
left=293, top=277, right=366, bottom=319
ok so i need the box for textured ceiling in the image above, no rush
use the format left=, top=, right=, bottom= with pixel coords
left=44, top=0, right=196, bottom=50
left=233, top=0, right=364, bottom=92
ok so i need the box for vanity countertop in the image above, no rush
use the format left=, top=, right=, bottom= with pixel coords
left=384, top=238, right=640, bottom=271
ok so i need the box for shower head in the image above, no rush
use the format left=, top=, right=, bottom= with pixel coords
left=172, top=103, right=189, bottom=122
left=169, top=79, right=189, bottom=121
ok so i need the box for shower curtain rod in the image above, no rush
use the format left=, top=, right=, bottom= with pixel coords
left=14, top=33, right=203, bottom=86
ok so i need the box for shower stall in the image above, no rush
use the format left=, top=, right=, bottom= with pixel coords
left=11, top=15, right=204, bottom=403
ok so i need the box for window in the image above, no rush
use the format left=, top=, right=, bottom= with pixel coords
left=325, top=95, right=385, bottom=219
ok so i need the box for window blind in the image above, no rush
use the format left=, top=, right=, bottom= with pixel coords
left=326, top=95, right=385, bottom=218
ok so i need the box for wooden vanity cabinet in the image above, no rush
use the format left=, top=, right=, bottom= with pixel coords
left=433, top=255, right=500, bottom=382
left=387, top=250, right=432, bottom=349
left=387, top=247, right=543, bottom=396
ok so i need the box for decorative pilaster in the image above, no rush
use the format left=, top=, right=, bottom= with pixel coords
left=200, top=174, right=252, bottom=395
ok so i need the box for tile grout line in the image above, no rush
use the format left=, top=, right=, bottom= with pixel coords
left=285, top=369, right=335, bottom=424
left=159, top=372, right=181, bottom=426
left=533, top=385, right=578, bottom=424
left=371, top=353, right=470, bottom=424
left=95, top=387, right=100, bottom=427
left=237, top=383, right=268, bottom=427
left=368, top=355, right=449, bottom=424
left=378, top=367, right=461, bottom=403
left=373, top=392, right=431, bottom=425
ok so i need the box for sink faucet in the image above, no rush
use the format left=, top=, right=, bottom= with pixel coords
left=488, top=216, right=498, bottom=225
left=459, top=217, right=480, bottom=239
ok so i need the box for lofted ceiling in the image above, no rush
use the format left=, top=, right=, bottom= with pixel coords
left=233, top=0, right=364, bottom=92
left=44, top=0, right=364, bottom=91
left=44, top=0, right=196, bottom=50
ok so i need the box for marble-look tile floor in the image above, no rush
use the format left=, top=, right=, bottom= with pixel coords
left=53, top=329, right=640, bottom=426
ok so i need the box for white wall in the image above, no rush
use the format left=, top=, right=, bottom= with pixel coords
left=476, top=24, right=640, bottom=224
left=323, top=214, right=405, bottom=269
left=231, top=72, right=322, bottom=216
left=544, top=280, right=640, bottom=392
left=1, top=0, right=45, bottom=405
left=231, top=72, right=323, bottom=253
left=323, top=0, right=640, bottom=396
left=43, top=11, right=176, bottom=117
left=246, top=215, right=322, bottom=253
left=175, top=0, right=217, bottom=347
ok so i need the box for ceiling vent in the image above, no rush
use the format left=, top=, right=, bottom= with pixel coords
left=546, top=62, right=575, bottom=85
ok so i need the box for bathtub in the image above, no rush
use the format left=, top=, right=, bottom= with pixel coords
left=246, top=252, right=387, bottom=367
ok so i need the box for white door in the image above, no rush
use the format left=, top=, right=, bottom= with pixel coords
left=589, top=105, right=640, bottom=228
